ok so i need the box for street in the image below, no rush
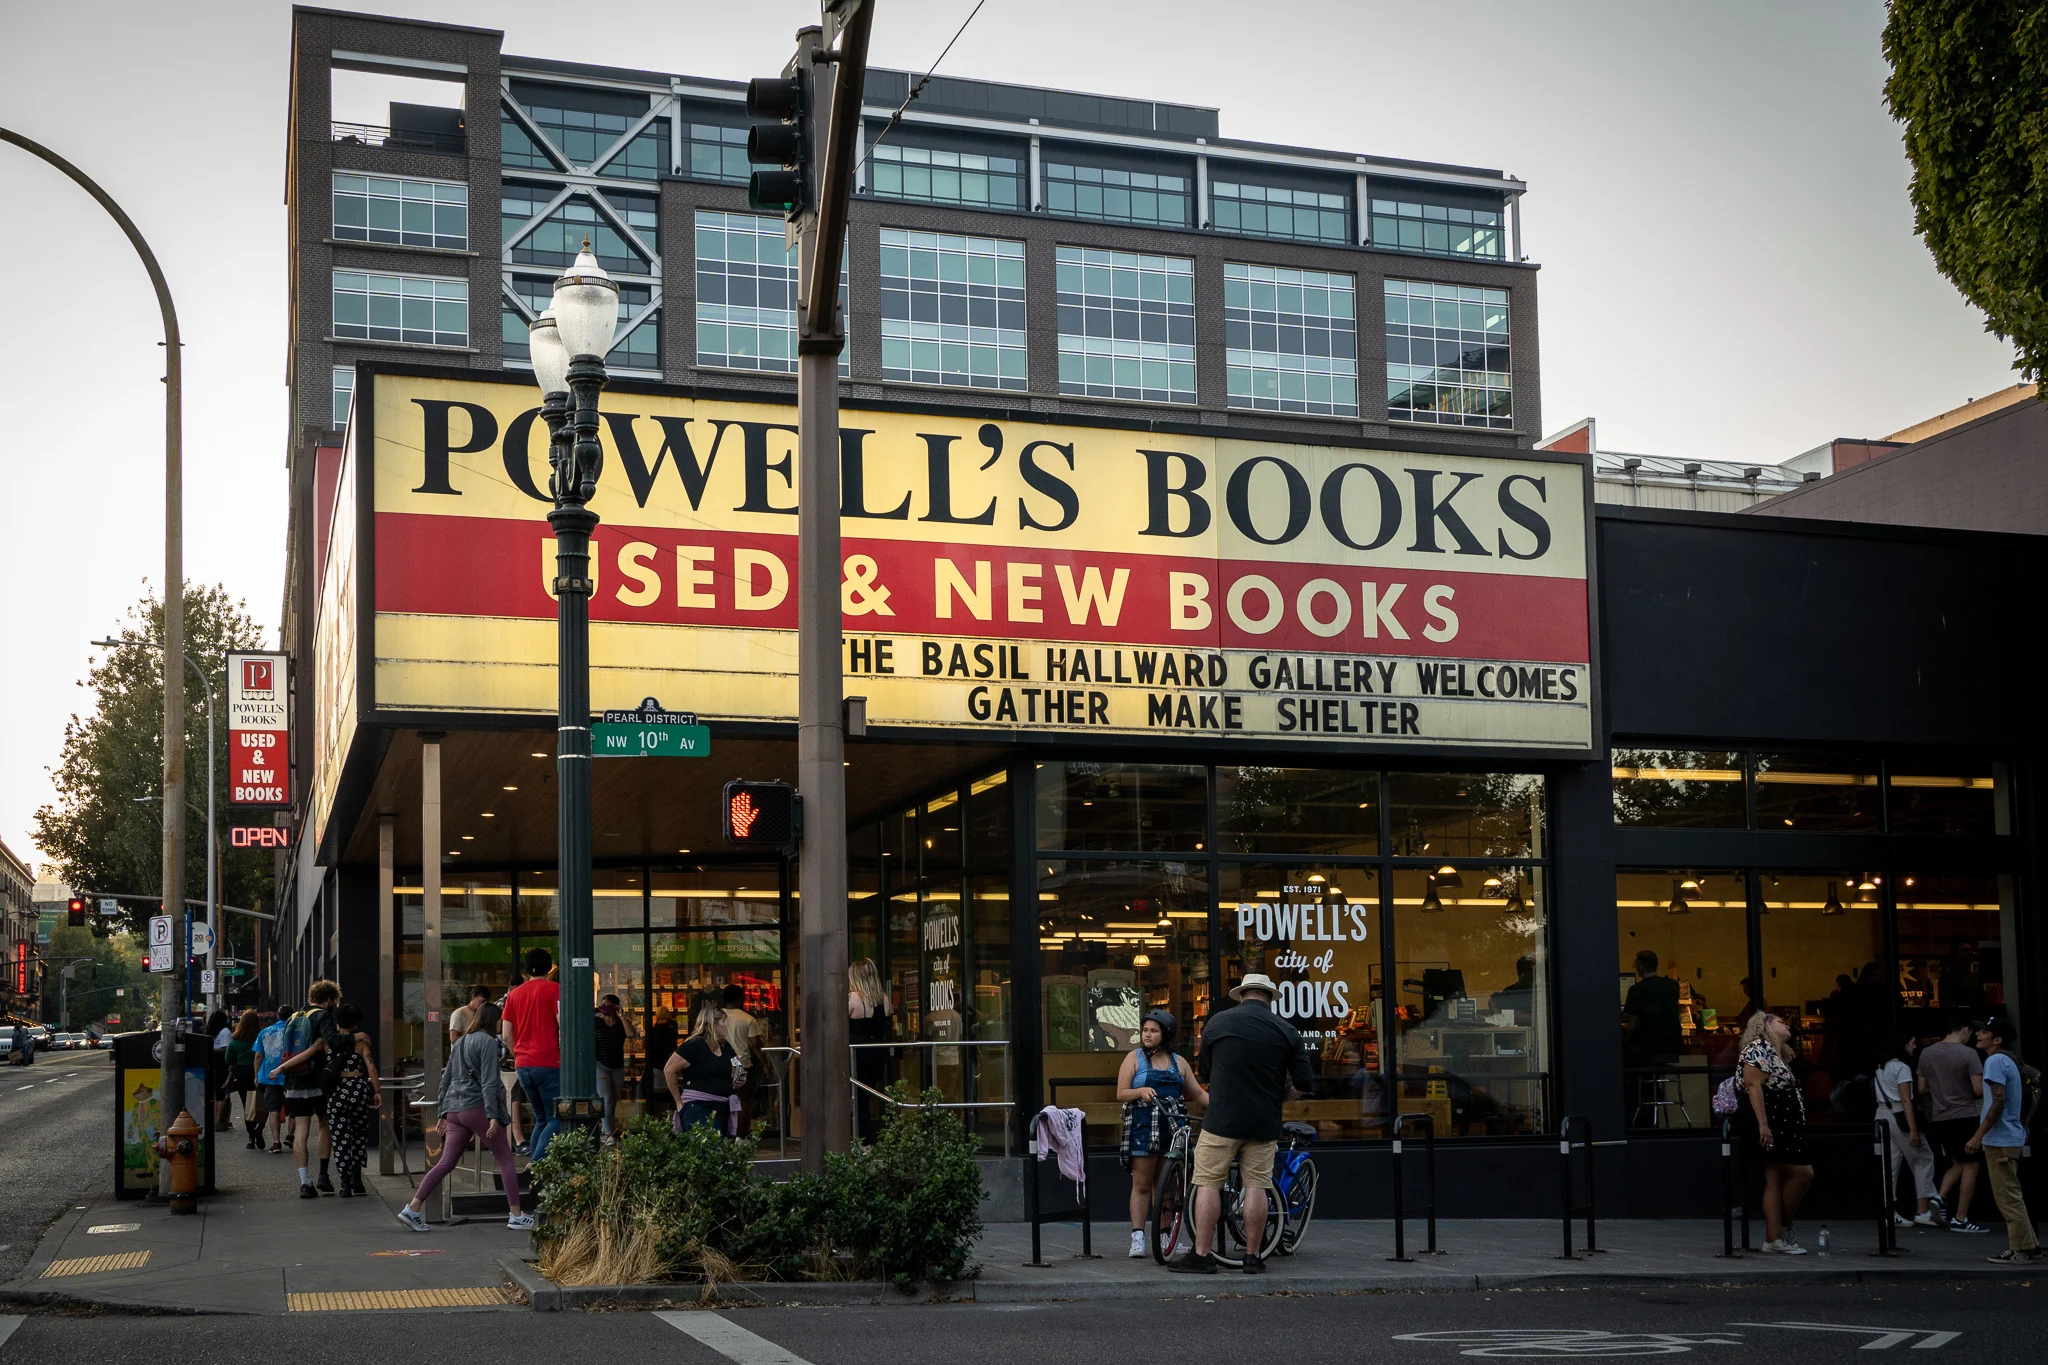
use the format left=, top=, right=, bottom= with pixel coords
left=0, top=1051, right=109, bottom=1281
left=0, top=1280, right=2041, bottom=1362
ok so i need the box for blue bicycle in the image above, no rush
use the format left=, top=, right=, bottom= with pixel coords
left=1146, top=1119, right=1318, bottom=1264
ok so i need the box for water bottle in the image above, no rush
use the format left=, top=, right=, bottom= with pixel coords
left=1817, top=1225, right=1831, bottom=1257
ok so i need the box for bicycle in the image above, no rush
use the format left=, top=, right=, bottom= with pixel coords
left=1146, top=1119, right=1296, bottom=1267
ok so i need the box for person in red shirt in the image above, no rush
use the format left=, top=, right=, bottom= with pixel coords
left=500, top=948, right=562, bottom=1160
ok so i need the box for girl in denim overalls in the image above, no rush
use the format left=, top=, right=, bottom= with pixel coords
left=1117, top=1009, right=1208, bottom=1257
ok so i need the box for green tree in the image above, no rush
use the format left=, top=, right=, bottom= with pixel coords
left=1883, top=0, right=2048, bottom=385
left=44, top=924, right=148, bottom=1031
left=34, top=584, right=276, bottom=963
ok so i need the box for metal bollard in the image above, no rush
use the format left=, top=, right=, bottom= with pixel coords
left=1388, top=1112, right=1442, bottom=1262
left=1871, top=1117, right=1899, bottom=1257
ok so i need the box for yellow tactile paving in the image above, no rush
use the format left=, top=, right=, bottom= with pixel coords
left=287, top=1286, right=518, bottom=1312
left=42, top=1250, right=151, bottom=1277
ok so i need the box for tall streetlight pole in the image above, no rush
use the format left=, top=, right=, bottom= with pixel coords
left=5, top=128, right=186, bottom=1194
left=525, top=244, right=619, bottom=1131
left=98, top=640, right=217, bottom=1016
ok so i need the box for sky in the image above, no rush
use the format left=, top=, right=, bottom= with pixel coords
left=0, top=0, right=2020, bottom=875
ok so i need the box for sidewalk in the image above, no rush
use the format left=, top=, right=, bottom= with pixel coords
left=0, top=1123, right=530, bottom=1314
left=6, top=1136, right=2036, bottom=1315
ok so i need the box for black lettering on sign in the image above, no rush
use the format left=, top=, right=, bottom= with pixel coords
left=1225, top=456, right=1311, bottom=546
left=728, top=420, right=800, bottom=514
left=1138, top=450, right=1211, bottom=538
left=1407, top=469, right=1487, bottom=556
left=412, top=398, right=495, bottom=497
left=840, top=427, right=911, bottom=520
left=1017, top=439, right=1080, bottom=533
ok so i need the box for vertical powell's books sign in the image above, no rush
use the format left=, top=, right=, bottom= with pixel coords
left=363, top=369, right=1594, bottom=751
left=227, top=651, right=291, bottom=807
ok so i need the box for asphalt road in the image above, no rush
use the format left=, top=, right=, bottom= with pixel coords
left=0, top=1050, right=114, bottom=1281
left=2, top=1280, right=2041, bottom=1362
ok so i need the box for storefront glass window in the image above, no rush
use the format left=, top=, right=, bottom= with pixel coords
left=885, top=806, right=918, bottom=882
left=1388, top=772, right=1544, bottom=858
left=1216, top=767, right=1379, bottom=855
left=1035, top=761, right=1209, bottom=852
left=850, top=825, right=882, bottom=966
left=1614, top=870, right=1750, bottom=1130
left=970, top=874, right=1012, bottom=1042
left=1389, top=865, right=1548, bottom=1135
left=649, top=932, right=784, bottom=1021
left=889, top=888, right=921, bottom=1046
left=966, top=770, right=1010, bottom=865
left=1038, top=859, right=1209, bottom=1140
left=400, top=880, right=515, bottom=935
left=648, top=868, right=780, bottom=929
left=1895, top=874, right=2014, bottom=1027
left=1611, top=749, right=1746, bottom=828
left=1889, top=762, right=2007, bottom=835
left=594, top=931, right=647, bottom=1116
left=924, top=791, right=965, bottom=879
left=1759, top=871, right=1887, bottom=1125
left=517, top=870, right=558, bottom=932
left=1754, top=752, right=1880, bottom=831
left=1219, top=864, right=1383, bottom=1138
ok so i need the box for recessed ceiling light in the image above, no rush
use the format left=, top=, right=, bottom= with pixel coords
left=480, top=812, right=495, bottom=818
left=461, top=835, right=475, bottom=841
left=678, top=848, right=690, bottom=854
left=503, top=785, right=518, bottom=792
left=531, top=752, right=547, bottom=758
left=447, top=850, right=461, bottom=856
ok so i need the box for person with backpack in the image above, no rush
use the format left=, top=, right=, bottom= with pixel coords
left=287, top=1003, right=383, bottom=1197
left=253, top=1010, right=291, bottom=1153
left=277, top=981, right=341, bottom=1197
left=1967, top=1017, right=2038, bottom=1264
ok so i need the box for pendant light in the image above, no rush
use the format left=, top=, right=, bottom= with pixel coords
left=1434, top=865, right=1464, bottom=889
left=1821, top=881, right=1846, bottom=915
left=1667, top=878, right=1691, bottom=914
left=1420, top=876, right=1443, bottom=913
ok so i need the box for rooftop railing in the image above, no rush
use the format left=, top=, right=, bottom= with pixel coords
left=330, top=121, right=467, bottom=157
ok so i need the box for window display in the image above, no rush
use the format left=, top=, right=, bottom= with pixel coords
left=1760, top=871, right=1886, bottom=1126
left=1614, top=869, right=1750, bottom=1129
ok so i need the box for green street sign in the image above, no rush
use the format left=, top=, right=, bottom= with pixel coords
left=591, top=697, right=709, bottom=758
left=223, top=966, right=247, bottom=977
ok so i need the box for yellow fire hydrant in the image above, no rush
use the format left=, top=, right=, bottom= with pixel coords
left=157, top=1110, right=203, bottom=1214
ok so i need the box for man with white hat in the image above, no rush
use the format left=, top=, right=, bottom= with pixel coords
left=1168, top=972, right=1316, bottom=1275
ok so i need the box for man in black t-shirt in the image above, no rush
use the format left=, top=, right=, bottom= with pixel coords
left=1169, top=973, right=1316, bottom=1276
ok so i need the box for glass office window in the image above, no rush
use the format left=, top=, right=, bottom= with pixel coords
left=504, top=186, right=656, bottom=274
left=1216, top=766, right=1379, bottom=856
left=1054, top=247, right=1195, bottom=404
left=1612, top=749, right=1746, bottom=828
left=1211, top=178, right=1349, bottom=244
left=1615, top=869, right=1751, bottom=1130
left=1220, top=864, right=1383, bottom=1137
left=1889, top=762, right=2006, bottom=835
left=1389, top=865, right=1548, bottom=1135
left=501, top=109, right=560, bottom=171
left=504, top=275, right=655, bottom=369
left=333, top=173, right=467, bottom=250
left=1895, top=873, right=2014, bottom=1024
left=1387, top=772, right=1544, bottom=859
left=1371, top=197, right=1505, bottom=259
left=1385, top=279, right=1512, bottom=429
left=1753, top=752, right=1881, bottom=831
left=1035, top=761, right=1209, bottom=853
left=332, top=271, right=467, bottom=347
left=517, top=99, right=653, bottom=172
left=332, top=365, right=354, bottom=429
left=602, top=120, right=668, bottom=181
left=1224, top=262, right=1358, bottom=417
left=1044, top=161, right=1190, bottom=228
left=685, top=123, right=749, bottom=183
left=869, top=142, right=1021, bottom=210
left=1759, top=871, right=1887, bottom=1125
left=879, top=229, right=1027, bottom=391
left=1038, top=860, right=1209, bottom=1136
left=694, top=210, right=848, bottom=376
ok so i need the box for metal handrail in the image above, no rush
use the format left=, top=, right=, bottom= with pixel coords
left=850, top=1039, right=1014, bottom=1157
left=756, top=1045, right=799, bottom=1160
left=330, top=120, right=468, bottom=156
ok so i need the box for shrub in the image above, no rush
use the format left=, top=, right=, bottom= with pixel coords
left=531, top=1088, right=983, bottom=1289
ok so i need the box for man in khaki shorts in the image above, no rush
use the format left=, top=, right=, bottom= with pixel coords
left=1169, top=973, right=1316, bottom=1275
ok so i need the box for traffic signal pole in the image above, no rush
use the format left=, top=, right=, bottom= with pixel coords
left=756, top=1, right=871, bottom=1172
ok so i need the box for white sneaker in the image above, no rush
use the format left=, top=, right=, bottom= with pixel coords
left=1913, top=1212, right=1940, bottom=1227
left=507, top=1212, right=537, bottom=1232
left=396, top=1205, right=431, bottom=1233
left=1129, top=1229, right=1148, bottom=1258
left=1893, top=1213, right=1915, bottom=1228
left=1763, top=1238, right=1808, bottom=1255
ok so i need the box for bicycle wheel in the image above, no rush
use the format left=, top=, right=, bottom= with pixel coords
left=1147, top=1148, right=1189, bottom=1266
left=1278, top=1157, right=1318, bottom=1254
left=1216, top=1166, right=1284, bottom=1266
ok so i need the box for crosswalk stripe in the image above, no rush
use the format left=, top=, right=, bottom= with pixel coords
left=0, top=1315, right=23, bottom=1352
left=657, top=1311, right=816, bottom=1364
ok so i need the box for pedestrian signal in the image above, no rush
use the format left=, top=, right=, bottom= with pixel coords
left=722, top=780, right=800, bottom=848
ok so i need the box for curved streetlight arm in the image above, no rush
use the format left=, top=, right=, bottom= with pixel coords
left=5, top=126, right=187, bottom=1189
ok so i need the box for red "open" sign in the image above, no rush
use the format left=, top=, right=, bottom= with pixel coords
left=230, top=826, right=291, bottom=849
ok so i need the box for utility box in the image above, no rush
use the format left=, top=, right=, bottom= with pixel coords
left=113, top=1030, right=215, bottom=1199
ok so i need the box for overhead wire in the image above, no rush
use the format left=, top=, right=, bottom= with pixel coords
left=854, top=0, right=992, bottom=178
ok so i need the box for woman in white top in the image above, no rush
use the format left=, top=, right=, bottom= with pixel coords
left=1878, top=1030, right=1939, bottom=1226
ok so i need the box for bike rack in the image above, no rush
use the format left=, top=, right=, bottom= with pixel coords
left=1718, top=1116, right=1753, bottom=1257
left=1388, top=1112, right=1443, bottom=1261
left=1021, top=1077, right=1110, bottom=1267
left=1555, top=1114, right=1604, bottom=1259
left=1870, top=1116, right=1900, bottom=1257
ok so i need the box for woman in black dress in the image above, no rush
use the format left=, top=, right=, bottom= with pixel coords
left=1738, top=1011, right=1814, bottom=1254
left=848, top=958, right=892, bottom=1141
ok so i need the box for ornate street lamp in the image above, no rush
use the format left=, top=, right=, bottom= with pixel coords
left=528, top=243, right=617, bottom=1132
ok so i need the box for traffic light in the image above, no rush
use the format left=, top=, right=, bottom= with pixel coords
left=723, top=780, right=801, bottom=848
left=67, top=897, right=85, bottom=928
left=745, top=72, right=809, bottom=215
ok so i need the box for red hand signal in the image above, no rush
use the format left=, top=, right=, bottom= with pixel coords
left=729, top=791, right=762, bottom=839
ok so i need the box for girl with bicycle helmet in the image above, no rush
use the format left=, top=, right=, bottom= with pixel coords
left=1117, top=1008, right=1208, bottom=1257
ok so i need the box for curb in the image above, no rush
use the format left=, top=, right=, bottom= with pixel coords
left=497, top=1255, right=2048, bottom=1311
